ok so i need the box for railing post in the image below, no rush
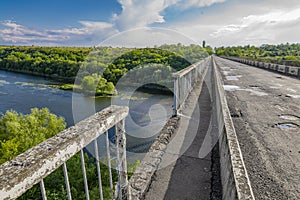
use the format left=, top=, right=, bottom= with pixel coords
left=40, top=179, right=47, bottom=200
left=105, top=130, right=114, bottom=195
left=116, top=119, right=129, bottom=200
left=173, top=76, right=179, bottom=116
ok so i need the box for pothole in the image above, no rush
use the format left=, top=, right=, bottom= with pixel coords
left=274, top=122, right=299, bottom=129
left=286, top=94, right=300, bottom=99
left=279, top=114, right=300, bottom=121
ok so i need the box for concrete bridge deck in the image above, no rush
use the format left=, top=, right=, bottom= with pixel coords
left=214, top=57, right=300, bottom=200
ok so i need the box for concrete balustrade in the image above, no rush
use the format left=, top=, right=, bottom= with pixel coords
left=221, top=56, right=300, bottom=79
left=212, top=57, right=255, bottom=200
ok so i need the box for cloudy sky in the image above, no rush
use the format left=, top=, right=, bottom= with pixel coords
left=0, top=0, right=299, bottom=47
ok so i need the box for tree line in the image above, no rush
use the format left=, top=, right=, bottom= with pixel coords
left=0, top=44, right=212, bottom=95
left=215, top=43, right=300, bottom=67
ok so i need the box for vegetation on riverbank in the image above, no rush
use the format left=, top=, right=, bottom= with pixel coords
left=215, top=43, right=300, bottom=67
left=0, top=44, right=212, bottom=95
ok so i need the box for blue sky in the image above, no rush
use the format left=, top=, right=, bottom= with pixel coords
left=0, top=0, right=299, bottom=47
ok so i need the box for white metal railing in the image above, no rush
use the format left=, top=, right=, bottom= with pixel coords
left=0, top=105, right=129, bottom=200
left=172, top=57, right=210, bottom=116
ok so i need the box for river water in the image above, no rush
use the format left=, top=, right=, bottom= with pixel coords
left=0, top=70, right=173, bottom=155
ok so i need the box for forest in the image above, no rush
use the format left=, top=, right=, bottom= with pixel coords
left=0, top=44, right=212, bottom=95
left=215, top=43, right=300, bottom=67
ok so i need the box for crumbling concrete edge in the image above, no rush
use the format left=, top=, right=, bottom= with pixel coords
left=128, top=116, right=180, bottom=200
left=213, top=56, right=256, bottom=200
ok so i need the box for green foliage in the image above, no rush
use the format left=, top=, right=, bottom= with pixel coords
left=215, top=43, right=300, bottom=66
left=80, top=74, right=115, bottom=95
left=0, top=44, right=209, bottom=95
left=0, top=46, right=91, bottom=82
left=18, top=152, right=119, bottom=200
left=58, top=84, right=74, bottom=90
left=81, top=75, right=97, bottom=92
left=0, top=108, right=66, bottom=164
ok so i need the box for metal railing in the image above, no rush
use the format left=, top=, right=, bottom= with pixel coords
left=172, top=57, right=210, bottom=116
left=0, top=105, right=129, bottom=200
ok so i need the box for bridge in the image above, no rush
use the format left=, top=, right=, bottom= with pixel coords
left=0, top=56, right=299, bottom=200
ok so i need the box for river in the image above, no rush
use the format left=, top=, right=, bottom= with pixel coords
left=0, top=70, right=173, bottom=155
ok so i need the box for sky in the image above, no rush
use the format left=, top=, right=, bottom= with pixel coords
left=0, top=0, right=299, bottom=47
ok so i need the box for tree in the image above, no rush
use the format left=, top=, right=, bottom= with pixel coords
left=0, top=108, right=66, bottom=164
left=81, top=76, right=96, bottom=92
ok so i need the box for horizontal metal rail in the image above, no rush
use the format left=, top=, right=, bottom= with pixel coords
left=0, top=105, right=129, bottom=200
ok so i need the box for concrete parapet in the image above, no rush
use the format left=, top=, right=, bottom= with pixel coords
left=213, top=57, right=255, bottom=200
left=220, top=56, right=300, bottom=79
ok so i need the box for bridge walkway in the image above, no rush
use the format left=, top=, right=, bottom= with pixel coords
left=144, top=63, right=221, bottom=200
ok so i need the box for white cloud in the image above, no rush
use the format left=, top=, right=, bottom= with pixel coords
left=113, top=0, right=173, bottom=30
left=177, top=0, right=226, bottom=10
left=169, top=0, right=300, bottom=47
left=4, top=0, right=300, bottom=47
left=0, top=20, right=69, bottom=43
left=0, top=0, right=227, bottom=45
left=0, top=20, right=117, bottom=45
left=208, top=7, right=300, bottom=45
left=113, top=0, right=227, bottom=30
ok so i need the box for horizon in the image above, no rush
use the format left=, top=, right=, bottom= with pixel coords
left=1, top=42, right=299, bottom=49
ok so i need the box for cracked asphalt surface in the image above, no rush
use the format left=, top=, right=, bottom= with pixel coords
left=215, top=57, right=300, bottom=200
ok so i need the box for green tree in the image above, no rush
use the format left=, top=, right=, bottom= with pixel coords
left=81, top=76, right=96, bottom=92
left=0, top=108, right=66, bottom=164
